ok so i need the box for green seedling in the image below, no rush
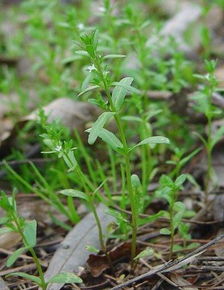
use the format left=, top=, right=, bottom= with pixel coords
left=167, top=147, right=202, bottom=178
left=40, top=120, right=108, bottom=254
left=0, top=192, right=82, bottom=289
left=77, top=31, right=169, bottom=263
left=156, top=174, right=194, bottom=258
left=193, top=60, right=224, bottom=202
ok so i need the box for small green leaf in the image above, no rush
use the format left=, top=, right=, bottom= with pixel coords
left=179, top=148, right=201, bottom=168
left=130, top=136, right=169, bottom=151
left=6, top=247, right=26, bottom=267
left=78, top=85, right=100, bottom=97
left=98, top=128, right=123, bottom=150
left=160, top=228, right=171, bottom=235
left=107, top=209, right=128, bottom=224
left=62, top=150, right=77, bottom=172
left=112, top=82, right=139, bottom=95
left=23, top=220, right=37, bottom=248
left=7, top=272, right=41, bottom=285
left=145, top=109, right=162, bottom=121
left=85, top=245, right=99, bottom=253
left=88, top=112, right=114, bottom=145
left=121, top=116, right=142, bottom=122
left=0, top=217, right=9, bottom=225
left=112, top=77, right=133, bottom=110
left=187, top=242, right=200, bottom=249
left=173, top=201, right=185, bottom=212
left=59, top=189, right=88, bottom=201
left=47, top=272, right=82, bottom=284
left=138, top=210, right=166, bottom=226
left=138, top=136, right=170, bottom=146
left=134, top=248, right=154, bottom=260
left=183, top=209, right=195, bottom=218
left=103, top=54, right=126, bottom=60
left=211, top=126, right=224, bottom=149
left=131, top=174, right=141, bottom=188
left=173, top=244, right=183, bottom=251
left=160, top=175, right=173, bottom=187
left=175, top=174, right=187, bottom=187
left=75, top=50, right=88, bottom=56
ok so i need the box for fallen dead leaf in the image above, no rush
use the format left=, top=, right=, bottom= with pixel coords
left=0, top=232, right=21, bottom=250
left=0, top=98, right=101, bottom=156
left=87, top=242, right=132, bottom=277
left=214, top=229, right=224, bottom=257
left=169, top=272, right=197, bottom=290
left=43, top=204, right=114, bottom=290
left=0, top=277, right=9, bottom=290
left=215, top=66, right=224, bottom=87
left=23, top=98, right=101, bottom=141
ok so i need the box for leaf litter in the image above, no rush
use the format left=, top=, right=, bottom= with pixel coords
left=1, top=0, right=224, bottom=289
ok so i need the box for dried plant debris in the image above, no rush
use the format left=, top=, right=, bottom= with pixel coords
left=44, top=205, right=114, bottom=290
left=1, top=1, right=224, bottom=289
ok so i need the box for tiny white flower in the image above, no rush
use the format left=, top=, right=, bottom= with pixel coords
left=77, top=23, right=84, bottom=30
left=99, top=6, right=106, bottom=13
left=55, top=145, right=62, bottom=152
left=204, top=73, right=210, bottom=80
left=87, top=64, right=96, bottom=72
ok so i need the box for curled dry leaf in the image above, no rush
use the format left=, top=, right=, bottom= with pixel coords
left=87, top=242, right=132, bottom=277
left=0, top=232, right=21, bottom=250
left=169, top=273, right=197, bottom=290
left=22, top=98, right=101, bottom=141
left=0, top=98, right=101, bottom=156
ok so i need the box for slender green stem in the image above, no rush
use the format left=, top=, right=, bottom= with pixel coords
left=205, top=86, right=214, bottom=204
left=75, top=166, right=106, bottom=252
left=94, top=57, right=137, bottom=261
left=205, top=118, right=212, bottom=204
left=169, top=205, right=174, bottom=260
left=12, top=214, right=47, bottom=289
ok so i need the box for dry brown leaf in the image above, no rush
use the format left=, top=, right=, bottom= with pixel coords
left=0, top=277, right=9, bottom=290
left=215, top=66, right=224, bottom=87
left=43, top=204, right=114, bottom=290
left=147, top=1, right=222, bottom=57
left=214, top=229, right=224, bottom=257
left=0, top=98, right=101, bottom=156
left=23, top=98, right=101, bottom=141
left=146, top=2, right=202, bottom=53
left=0, top=232, right=21, bottom=250
left=169, top=273, right=197, bottom=290
left=87, top=242, right=132, bottom=277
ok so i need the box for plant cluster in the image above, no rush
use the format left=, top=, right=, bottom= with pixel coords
left=0, top=0, right=224, bottom=288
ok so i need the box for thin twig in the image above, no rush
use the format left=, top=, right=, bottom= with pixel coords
left=111, top=233, right=224, bottom=289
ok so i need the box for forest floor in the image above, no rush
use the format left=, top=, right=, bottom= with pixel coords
left=1, top=0, right=224, bottom=289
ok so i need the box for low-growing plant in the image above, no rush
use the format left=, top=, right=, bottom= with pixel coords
left=74, top=30, right=170, bottom=262
left=193, top=60, right=224, bottom=202
left=39, top=119, right=109, bottom=255
left=0, top=191, right=82, bottom=290
left=156, top=174, right=194, bottom=258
